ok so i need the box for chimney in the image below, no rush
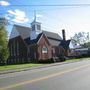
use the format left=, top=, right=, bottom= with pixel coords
left=62, top=29, right=66, bottom=41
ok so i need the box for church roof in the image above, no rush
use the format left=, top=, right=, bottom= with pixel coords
left=43, top=30, right=62, bottom=40
left=60, top=40, right=71, bottom=50
left=43, top=30, right=62, bottom=46
left=13, top=24, right=62, bottom=46
left=48, top=38, right=61, bottom=46
left=25, top=33, right=43, bottom=45
left=14, top=25, right=31, bottom=39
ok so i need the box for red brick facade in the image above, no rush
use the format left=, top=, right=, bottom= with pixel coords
left=8, top=34, right=51, bottom=63
left=8, top=33, right=64, bottom=64
left=29, top=34, right=52, bottom=62
left=8, top=36, right=30, bottom=64
left=37, top=34, right=52, bottom=60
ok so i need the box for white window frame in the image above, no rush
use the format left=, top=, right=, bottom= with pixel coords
left=42, top=46, right=48, bottom=53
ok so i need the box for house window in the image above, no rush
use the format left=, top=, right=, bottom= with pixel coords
left=42, top=46, right=48, bottom=53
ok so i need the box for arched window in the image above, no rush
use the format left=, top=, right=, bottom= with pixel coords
left=13, top=41, right=16, bottom=56
left=42, top=46, right=48, bottom=53
left=11, top=44, right=13, bottom=56
left=17, top=41, right=19, bottom=55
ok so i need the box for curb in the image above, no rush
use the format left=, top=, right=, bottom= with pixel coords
left=0, top=61, right=83, bottom=75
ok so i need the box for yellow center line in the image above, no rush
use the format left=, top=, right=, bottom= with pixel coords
left=0, top=64, right=90, bottom=90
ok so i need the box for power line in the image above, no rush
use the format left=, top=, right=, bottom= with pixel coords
left=3, top=4, right=90, bottom=7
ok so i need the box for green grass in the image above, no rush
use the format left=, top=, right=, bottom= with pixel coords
left=0, top=63, right=44, bottom=72
left=65, top=57, right=90, bottom=62
left=0, top=57, right=90, bottom=72
left=65, top=58, right=81, bottom=62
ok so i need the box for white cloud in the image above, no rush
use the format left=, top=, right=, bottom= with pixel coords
left=12, top=17, right=29, bottom=23
left=0, top=1, right=10, bottom=6
left=7, top=9, right=29, bottom=23
left=8, top=10, right=16, bottom=15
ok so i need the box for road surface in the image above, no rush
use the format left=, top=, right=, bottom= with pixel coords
left=0, top=60, right=90, bottom=90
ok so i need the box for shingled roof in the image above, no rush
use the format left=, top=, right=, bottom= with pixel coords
left=43, top=30, right=62, bottom=40
left=25, top=33, right=43, bottom=45
left=13, top=25, right=62, bottom=46
left=43, top=30, right=62, bottom=46
left=60, top=40, right=71, bottom=50
left=14, top=25, right=31, bottom=39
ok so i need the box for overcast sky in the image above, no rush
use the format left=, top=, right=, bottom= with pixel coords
left=1, top=0, right=90, bottom=39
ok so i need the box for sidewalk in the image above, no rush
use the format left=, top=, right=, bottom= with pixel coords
left=0, top=60, right=83, bottom=75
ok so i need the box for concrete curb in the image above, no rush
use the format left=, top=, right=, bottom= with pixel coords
left=0, top=61, right=82, bottom=75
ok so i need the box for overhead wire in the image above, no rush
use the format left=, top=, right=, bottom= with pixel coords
left=3, top=4, right=90, bottom=7
left=1, top=3, right=90, bottom=31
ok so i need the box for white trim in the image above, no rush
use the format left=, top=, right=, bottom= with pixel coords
left=42, top=46, right=48, bottom=53
left=37, top=34, right=50, bottom=45
left=37, top=34, right=43, bottom=44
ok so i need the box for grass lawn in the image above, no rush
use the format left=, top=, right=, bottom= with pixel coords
left=65, top=58, right=81, bottom=62
left=0, top=57, right=90, bottom=72
left=0, top=63, right=44, bottom=72
left=65, top=57, right=90, bottom=62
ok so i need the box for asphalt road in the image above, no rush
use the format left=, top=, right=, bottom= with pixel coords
left=0, top=60, right=90, bottom=90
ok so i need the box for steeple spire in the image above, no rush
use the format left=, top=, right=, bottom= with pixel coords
left=30, top=10, right=42, bottom=40
left=34, top=10, right=36, bottom=22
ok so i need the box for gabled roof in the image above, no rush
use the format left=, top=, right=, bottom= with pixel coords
left=43, top=30, right=62, bottom=40
left=25, top=33, right=43, bottom=45
left=14, top=25, right=31, bottom=39
left=48, top=39, right=61, bottom=46
left=13, top=25, right=62, bottom=40
left=12, top=25, right=62, bottom=46
left=60, top=40, right=71, bottom=50
left=43, top=30, right=62, bottom=46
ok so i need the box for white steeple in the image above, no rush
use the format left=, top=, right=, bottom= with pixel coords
left=30, top=11, right=42, bottom=40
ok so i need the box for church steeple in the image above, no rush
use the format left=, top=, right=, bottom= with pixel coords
left=30, top=11, right=42, bottom=40
left=34, top=10, right=36, bottom=22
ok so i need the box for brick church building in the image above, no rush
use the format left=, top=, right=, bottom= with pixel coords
left=8, top=19, right=71, bottom=64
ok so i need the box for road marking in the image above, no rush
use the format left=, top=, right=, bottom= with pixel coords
left=0, top=64, right=90, bottom=90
